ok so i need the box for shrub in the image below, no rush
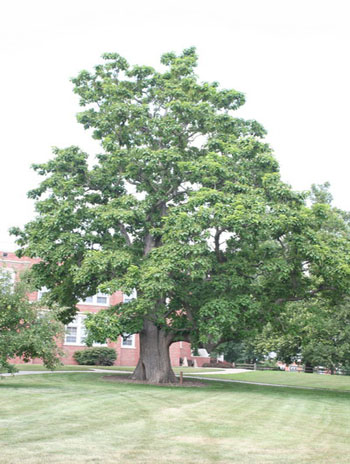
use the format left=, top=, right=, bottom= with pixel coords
left=202, top=360, right=233, bottom=368
left=73, top=347, right=117, bottom=366
left=258, top=359, right=278, bottom=368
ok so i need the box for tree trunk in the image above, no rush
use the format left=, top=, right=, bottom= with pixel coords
left=131, top=320, right=177, bottom=384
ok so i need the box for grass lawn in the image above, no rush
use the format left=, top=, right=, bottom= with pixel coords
left=1, top=365, right=225, bottom=375
left=1, top=373, right=350, bottom=464
left=0, top=364, right=95, bottom=373
left=97, top=366, right=226, bottom=374
left=192, top=370, right=350, bottom=391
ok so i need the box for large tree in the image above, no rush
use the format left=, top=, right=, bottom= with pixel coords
left=12, top=49, right=350, bottom=383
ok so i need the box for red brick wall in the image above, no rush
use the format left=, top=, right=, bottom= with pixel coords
left=169, top=341, right=193, bottom=367
left=191, top=356, right=211, bottom=367
left=0, top=251, right=39, bottom=301
left=114, top=336, right=140, bottom=366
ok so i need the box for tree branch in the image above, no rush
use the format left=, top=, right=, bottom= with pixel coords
left=274, top=286, right=337, bottom=305
left=118, top=222, right=131, bottom=246
left=214, top=228, right=226, bottom=263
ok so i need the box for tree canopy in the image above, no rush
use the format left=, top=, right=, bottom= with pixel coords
left=11, top=48, right=350, bottom=382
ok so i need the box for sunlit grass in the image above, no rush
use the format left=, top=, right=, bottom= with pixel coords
left=97, top=366, right=226, bottom=374
left=1, top=364, right=226, bottom=375
left=192, top=370, right=350, bottom=391
left=0, top=372, right=350, bottom=463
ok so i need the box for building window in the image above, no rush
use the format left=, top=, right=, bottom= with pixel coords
left=96, top=295, right=108, bottom=304
left=121, top=333, right=135, bottom=348
left=123, top=289, right=137, bottom=304
left=79, top=292, right=109, bottom=306
left=0, top=267, right=16, bottom=291
left=37, top=286, right=49, bottom=300
left=65, top=326, right=78, bottom=343
left=64, top=315, right=87, bottom=346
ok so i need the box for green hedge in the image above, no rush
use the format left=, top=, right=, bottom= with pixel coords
left=73, top=347, right=117, bottom=366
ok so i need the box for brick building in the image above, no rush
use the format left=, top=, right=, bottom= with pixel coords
left=0, top=251, right=209, bottom=367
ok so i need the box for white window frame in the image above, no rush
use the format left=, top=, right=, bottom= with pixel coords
left=37, top=286, right=49, bottom=300
left=64, top=314, right=108, bottom=347
left=64, top=315, right=87, bottom=346
left=79, top=292, right=110, bottom=306
left=1, top=267, right=16, bottom=291
left=121, top=333, right=135, bottom=349
left=123, top=289, right=137, bottom=304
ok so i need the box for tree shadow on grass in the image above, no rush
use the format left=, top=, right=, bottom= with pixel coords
left=0, top=382, right=60, bottom=390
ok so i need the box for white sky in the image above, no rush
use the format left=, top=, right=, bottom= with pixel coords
left=1, top=0, right=349, bottom=251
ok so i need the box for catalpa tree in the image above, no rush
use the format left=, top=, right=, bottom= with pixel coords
left=12, top=48, right=350, bottom=383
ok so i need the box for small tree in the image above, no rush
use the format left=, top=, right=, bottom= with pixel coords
left=0, top=269, right=63, bottom=373
left=12, top=49, right=350, bottom=383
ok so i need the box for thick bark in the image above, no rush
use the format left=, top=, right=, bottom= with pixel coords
left=131, top=320, right=177, bottom=383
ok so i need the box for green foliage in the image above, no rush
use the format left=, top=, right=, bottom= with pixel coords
left=73, top=347, right=117, bottom=366
left=10, top=49, right=350, bottom=363
left=253, top=185, right=350, bottom=370
left=254, top=298, right=350, bottom=370
left=216, top=341, right=264, bottom=364
left=84, top=306, right=141, bottom=346
left=0, top=269, right=63, bottom=373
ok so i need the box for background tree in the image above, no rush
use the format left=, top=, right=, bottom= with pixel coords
left=11, top=49, right=350, bottom=383
left=250, top=185, right=350, bottom=372
left=254, top=298, right=350, bottom=373
left=212, top=341, right=264, bottom=364
left=0, top=269, right=63, bottom=373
